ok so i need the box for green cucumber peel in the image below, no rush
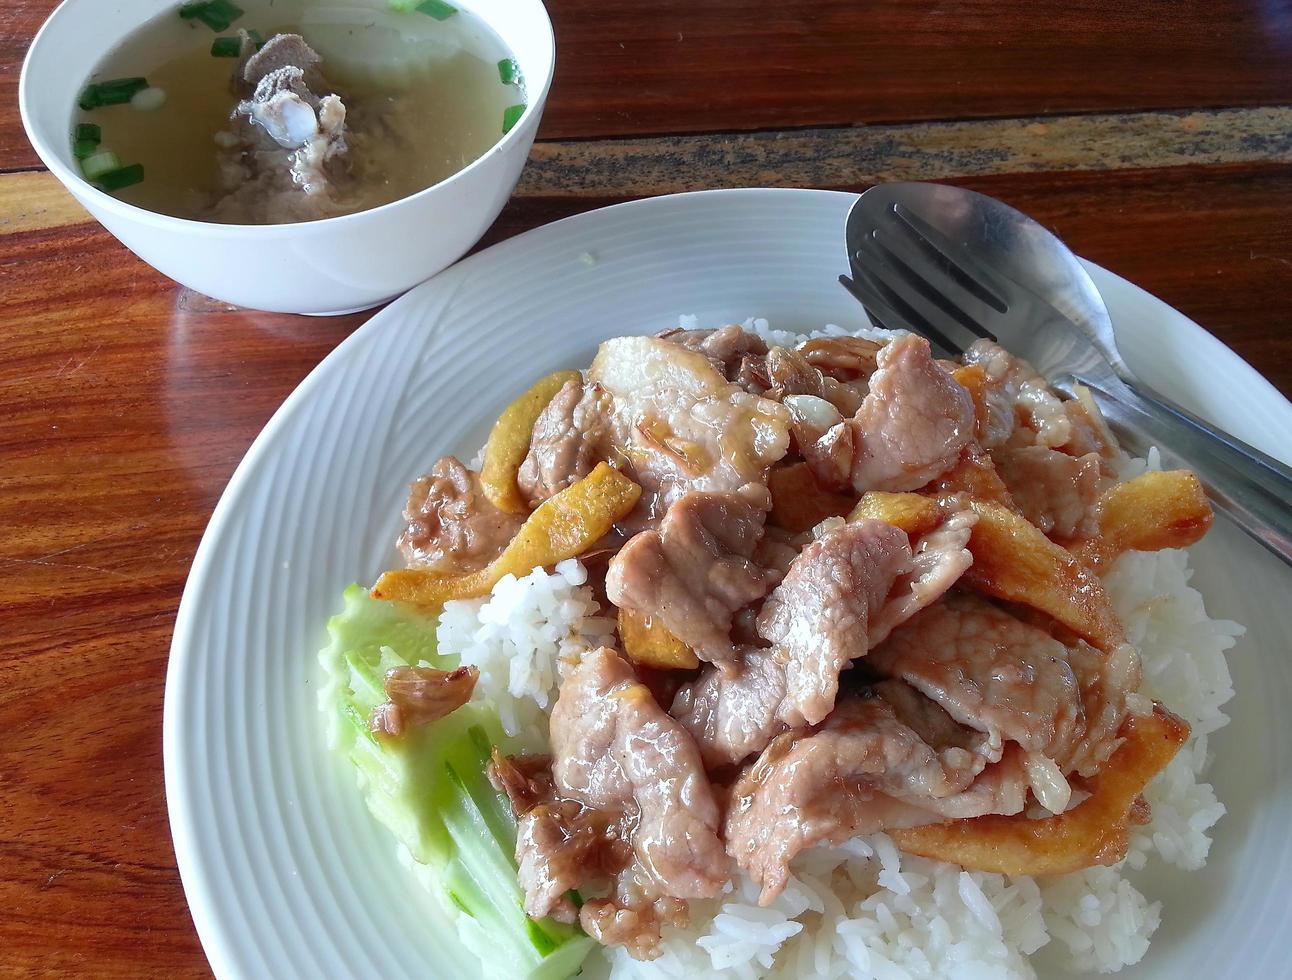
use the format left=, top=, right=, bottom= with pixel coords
left=318, top=585, right=593, bottom=978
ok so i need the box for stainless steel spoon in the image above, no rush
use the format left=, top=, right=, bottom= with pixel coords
left=839, top=180, right=1292, bottom=565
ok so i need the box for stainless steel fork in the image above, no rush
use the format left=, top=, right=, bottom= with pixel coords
left=840, top=181, right=1292, bottom=566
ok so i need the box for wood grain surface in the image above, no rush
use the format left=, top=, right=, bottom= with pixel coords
left=7, top=0, right=1292, bottom=168
left=2, top=0, right=1291, bottom=976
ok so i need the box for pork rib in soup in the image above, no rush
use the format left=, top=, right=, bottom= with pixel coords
left=73, top=0, right=525, bottom=223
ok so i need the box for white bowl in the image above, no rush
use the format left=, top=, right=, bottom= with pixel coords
left=19, top=0, right=554, bottom=315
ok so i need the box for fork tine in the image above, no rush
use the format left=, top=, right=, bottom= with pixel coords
left=839, top=267, right=963, bottom=358
left=888, top=203, right=1012, bottom=313
left=839, top=274, right=901, bottom=335
left=862, top=231, right=999, bottom=345
left=854, top=234, right=978, bottom=354
left=855, top=263, right=967, bottom=356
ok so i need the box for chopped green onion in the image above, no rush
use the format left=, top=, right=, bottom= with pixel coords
left=496, top=58, right=520, bottom=85
left=179, top=0, right=243, bottom=31
left=210, top=35, right=241, bottom=56
left=96, top=164, right=146, bottom=192
left=78, top=77, right=148, bottom=110
left=247, top=28, right=265, bottom=47
left=73, top=122, right=102, bottom=160
left=415, top=0, right=457, bottom=19
left=198, top=9, right=231, bottom=29
left=80, top=149, right=122, bottom=180
left=179, top=2, right=226, bottom=29
left=210, top=0, right=245, bottom=19
left=501, top=103, right=525, bottom=134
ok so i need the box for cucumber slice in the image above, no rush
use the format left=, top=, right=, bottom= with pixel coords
left=318, top=585, right=594, bottom=979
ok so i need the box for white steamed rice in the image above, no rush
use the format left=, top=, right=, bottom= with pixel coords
left=430, top=322, right=1243, bottom=979
left=441, top=558, right=616, bottom=749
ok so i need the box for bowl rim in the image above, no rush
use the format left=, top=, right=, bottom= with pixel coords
left=18, top=0, right=556, bottom=236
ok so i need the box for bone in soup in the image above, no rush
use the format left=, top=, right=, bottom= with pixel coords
left=73, top=0, right=526, bottom=223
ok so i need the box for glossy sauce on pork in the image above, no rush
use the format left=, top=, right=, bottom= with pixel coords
left=389, top=324, right=1208, bottom=958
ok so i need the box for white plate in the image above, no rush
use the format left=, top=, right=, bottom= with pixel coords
left=164, top=188, right=1292, bottom=979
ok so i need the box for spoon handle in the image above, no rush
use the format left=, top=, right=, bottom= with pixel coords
left=1076, top=376, right=1292, bottom=566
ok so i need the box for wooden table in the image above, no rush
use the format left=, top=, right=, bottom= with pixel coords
left=2, top=1, right=1290, bottom=974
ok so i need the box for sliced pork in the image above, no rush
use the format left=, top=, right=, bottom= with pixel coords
left=663, top=325, right=769, bottom=380
left=995, top=446, right=1107, bottom=539
left=869, top=507, right=977, bottom=645
left=1065, top=639, right=1143, bottom=776
left=869, top=595, right=1087, bottom=766
left=757, top=519, right=913, bottom=726
left=589, top=336, right=791, bottom=514
left=606, top=491, right=778, bottom=666
left=489, top=751, right=629, bottom=926
left=671, top=647, right=789, bottom=769
left=961, top=339, right=1124, bottom=465
left=516, top=378, right=616, bottom=506
left=805, top=335, right=975, bottom=493
left=550, top=648, right=728, bottom=897
left=726, top=686, right=1027, bottom=903
left=397, top=456, right=524, bottom=573
left=363, top=313, right=1218, bottom=964
left=869, top=594, right=1140, bottom=803
left=674, top=512, right=976, bottom=767
left=500, top=647, right=727, bottom=956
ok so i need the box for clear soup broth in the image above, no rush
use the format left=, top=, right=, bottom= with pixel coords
left=75, top=0, right=525, bottom=223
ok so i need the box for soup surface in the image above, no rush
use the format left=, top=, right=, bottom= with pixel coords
left=74, top=0, right=524, bottom=223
